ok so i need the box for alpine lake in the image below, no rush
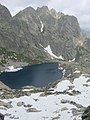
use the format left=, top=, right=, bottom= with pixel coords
left=0, top=62, right=63, bottom=89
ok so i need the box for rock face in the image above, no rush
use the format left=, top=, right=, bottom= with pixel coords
left=0, top=4, right=87, bottom=65
left=0, top=113, right=4, bottom=120
left=82, top=106, right=90, bottom=120
left=0, top=4, right=12, bottom=26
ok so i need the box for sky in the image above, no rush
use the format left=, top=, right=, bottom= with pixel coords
left=0, top=0, right=90, bottom=29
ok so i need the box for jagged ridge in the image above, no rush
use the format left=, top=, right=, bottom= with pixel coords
left=0, top=4, right=89, bottom=66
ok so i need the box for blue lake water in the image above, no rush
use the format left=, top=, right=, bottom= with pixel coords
left=0, top=63, right=63, bottom=89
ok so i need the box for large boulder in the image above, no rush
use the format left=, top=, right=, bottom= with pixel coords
left=82, top=106, right=90, bottom=120
left=0, top=113, right=4, bottom=120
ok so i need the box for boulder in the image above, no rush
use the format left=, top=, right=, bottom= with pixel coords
left=0, top=113, right=4, bottom=120
left=82, top=106, right=90, bottom=120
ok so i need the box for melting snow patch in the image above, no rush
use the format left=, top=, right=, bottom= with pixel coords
left=5, top=65, right=23, bottom=72
left=40, top=20, right=44, bottom=33
left=73, top=70, right=80, bottom=73
left=39, top=43, right=43, bottom=48
left=69, top=58, right=75, bottom=62
left=44, top=45, right=64, bottom=60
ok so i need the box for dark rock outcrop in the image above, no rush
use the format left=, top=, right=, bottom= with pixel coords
left=0, top=113, right=4, bottom=120
left=82, top=106, right=90, bottom=120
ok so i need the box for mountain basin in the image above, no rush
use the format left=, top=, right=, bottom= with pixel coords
left=0, top=62, right=63, bottom=89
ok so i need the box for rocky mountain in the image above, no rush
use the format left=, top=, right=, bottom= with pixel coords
left=12, top=6, right=85, bottom=60
left=0, top=4, right=90, bottom=70
left=0, top=4, right=12, bottom=26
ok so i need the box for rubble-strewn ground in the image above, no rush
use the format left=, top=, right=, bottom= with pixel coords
left=0, top=74, right=90, bottom=120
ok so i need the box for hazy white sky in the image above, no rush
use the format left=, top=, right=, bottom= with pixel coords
left=0, top=0, right=90, bottom=29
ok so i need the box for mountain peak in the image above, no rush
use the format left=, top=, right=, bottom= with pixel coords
left=14, top=6, right=36, bottom=18
left=50, top=8, right=64, bottom=19
left=37, top=6, right=49, bottom=11
left=36, top=6, right=49, bottom=15
left=22, top=6, right=35, bottom=13
left=0, top=4, right=12, bottom=25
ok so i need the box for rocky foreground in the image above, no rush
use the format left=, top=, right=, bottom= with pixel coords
left=0, top=74, right=90, bottom=120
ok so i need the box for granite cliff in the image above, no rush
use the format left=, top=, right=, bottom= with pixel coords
left=0, top=4, right=89, bottom=69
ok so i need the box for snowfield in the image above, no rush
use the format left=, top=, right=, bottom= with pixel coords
left=0, top=75, right=90, bottom=120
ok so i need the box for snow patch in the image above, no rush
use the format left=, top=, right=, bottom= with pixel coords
left=5, top=66, right=22, bottom=72
left=73, top=70, right=80, bottom=73
left=40, top=20, right=44, bottom=33
left=44, top=45, right=64, bottom=60
left=69, top=58, right=75, bottom=62
left=39, top=43, right=43, bottom=47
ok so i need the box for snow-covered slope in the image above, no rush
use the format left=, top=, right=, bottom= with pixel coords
left=0, top=75, right=90, bottom=120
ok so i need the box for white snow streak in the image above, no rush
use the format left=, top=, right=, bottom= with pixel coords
left=44, top=45, right=64, bottom=60
left=69, top=58, right=76, bottom=62
left=40, top=20, right=44, bottom=33
left=73, top=70, right=81, bottom=73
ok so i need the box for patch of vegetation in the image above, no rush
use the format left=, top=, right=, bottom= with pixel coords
left=75, top=45, right=89, bottom=61
left=0, top=47, right=37, bottom=66
left=0, top=47, right=50, bottom=67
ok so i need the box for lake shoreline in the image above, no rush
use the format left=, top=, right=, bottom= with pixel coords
left=0, top=62, right=63, bottom=89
